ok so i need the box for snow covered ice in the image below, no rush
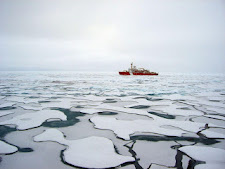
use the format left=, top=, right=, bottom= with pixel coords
left=34, top=129, right=135, bottom=168
left=0, top=110, right=67, bottom=130
left=0, top=72, right=225, bottom=169
left=0, top=140, right=18, bottom=154
left=179, top=145, right=225, bottom=169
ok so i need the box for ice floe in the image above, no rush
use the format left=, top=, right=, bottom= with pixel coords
left=0, top=140, right=18, bottom=154
left=0, top=111, right=14, bottom=117
left=149, top=164, right=176, bottom=169
left=200, top=130, right=225, bottom=139
left=80, top=95, right=110, bottom=102
left=124, top=98, right=172, bottom=108
left=157, top=94, right=198, bottom=102
left=39, top=98, right=77, bottom=109
left=150, top=102, right=203, bottom=116
left=179, top=145, right=225, bottom=169
left=0, top=102, right=16, bottom=108
left=34, top=129, right=135, bottom=168
left=18, top=104, right=43, bottom=111
left=92, top=104, right=151, bottom=117
left=132, top=140, right=177, bottom=168
left=0, top=96, right=6, bottom=99
left=191, top=116, right=225, bottom=127
left=195, top=163, right=224, bottom=169
left=89, top=104, right=204, bottom=122
left=204, top=106, right=225, bottom=115
left=5, top=96, right=28, bottom=103
left=90, top=116, right=208, bottom=140
left=204, top=115, right=225, bottom=121
left=0, top=110, right=67, bottom=130
left=79, top=108, right=102, bottom=114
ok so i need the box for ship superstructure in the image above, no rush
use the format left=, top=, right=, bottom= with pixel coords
left=119, top=63, right=158, bottom=75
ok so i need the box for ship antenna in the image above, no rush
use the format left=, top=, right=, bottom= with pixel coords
left=131, top=62, right=133, bottom=70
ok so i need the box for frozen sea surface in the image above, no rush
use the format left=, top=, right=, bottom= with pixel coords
left=0, top=71, right=225, bottom=169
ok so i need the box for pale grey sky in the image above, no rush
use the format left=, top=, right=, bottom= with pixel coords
left=0, top=0, right=225, bottom=73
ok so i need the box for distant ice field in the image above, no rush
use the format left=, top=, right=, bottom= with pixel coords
left=0, top=72, right=224, bottom=169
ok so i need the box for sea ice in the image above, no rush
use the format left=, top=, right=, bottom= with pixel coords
left=195, top=163, right=225, bottom=169
left=81, top=95, right=109, bottom=102
left=200, top=130, right=225, bottom=139
left=18, top=103, right=43, bottom=111
left=0, top=110, right=67, bottom=130
left=124, top=98, right=171, bottom=108
left=34, top=129, right=135, bottom=168
left=132, top=140, right=177, bottom=168
left=0, top=96, right=6, bottom=99
left=149, top=164, right=176, bottom=169
left=0, top=140, right=18, bottom=154
left=191, top=116, right=225, bottom=127
left=94, top=104, right=151, bottom=117
left=204, top=115, right=225, bottom=121
left=92, top=104, right=205, bottom=126
left=79, top=108, right=102, bottom=114
left=158, top=94, right=198, bottom=102
left=5, top=96, right=25, bottom=102
left=39, top=98, right=76, bottom=109
left=0, top=111, right=14, bottom=117
left=90, top=111, right=220, bottom=140
left=91, top=116, right=186, bottom=140
left=197, top=98, right=225, bottom=108
left=1, top=72, right=225, bottom=169
left=151, top=102, right=203, bottom=116
left=204, top=106, right=225, bottom=115
left=179, top=145, right=225, bottom=169
left=5, top=96, right=34, bottom=104
left=0, top=102, right=16, bottom=108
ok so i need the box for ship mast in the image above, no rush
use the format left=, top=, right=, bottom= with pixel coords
left=130, top=62, right=133, bottom=75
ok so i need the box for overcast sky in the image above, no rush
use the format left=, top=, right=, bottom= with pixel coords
left=0, top=0, right=224, bottom=73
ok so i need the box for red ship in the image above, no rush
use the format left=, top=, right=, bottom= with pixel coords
left=119, top=63, right=158, bottom=76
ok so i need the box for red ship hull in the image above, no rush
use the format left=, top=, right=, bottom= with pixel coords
left=119, top=72, right=158, bottom=75
left=119, top=72, right=130, bottom=75
left=119, top=63, right=158, bottom=76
